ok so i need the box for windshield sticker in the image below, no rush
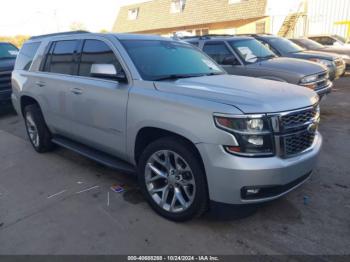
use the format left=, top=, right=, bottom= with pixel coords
left=237, top=47, right=257, bottom=62
left=8, top=50, right=19, bottom=56
left=202, top=59, right=220, bottom=71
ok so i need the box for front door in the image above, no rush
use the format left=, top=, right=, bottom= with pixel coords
left=202, top=41, right=246, bottom=76
left=66, top=39, right=129, bottom=158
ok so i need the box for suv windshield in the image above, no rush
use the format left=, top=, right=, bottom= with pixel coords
left=333, top=35, right=346, bottom=44
left=268, top=37, right=305, bottom=54
left=229, top=39, right=275, bottom=63
left=0, top=43, right=18, bottom=59
left=296, top=39, right=325, bottom=50
left=121, top=40, right=224, bottom=81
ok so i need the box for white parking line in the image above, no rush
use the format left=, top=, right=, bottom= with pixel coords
left=75, top=186, right=99, bottom=194
left=47, top=190, right=66, bottom=199
left=107, top=191, right=110, bottom=207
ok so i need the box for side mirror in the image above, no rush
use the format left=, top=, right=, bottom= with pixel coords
left=222, top=55, right=239, bottom=66
left=90, top=64, right=127, bottom=82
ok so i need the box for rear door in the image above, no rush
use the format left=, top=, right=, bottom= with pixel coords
left=66, top=38, right=129, bottom=158
left=38, top=40, right=81, bottom=136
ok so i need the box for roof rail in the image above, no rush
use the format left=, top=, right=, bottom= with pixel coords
left=29, top=30, right=90, bottom=40
left=178, top=34, right=235, bottom=40
left=235, top=33, right=274, bottom=37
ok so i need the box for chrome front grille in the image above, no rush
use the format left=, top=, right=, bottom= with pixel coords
left=0, top=71, right=12, bottom=91
left=315, top=72, right=329, bottom=91
left=280, top=107, right=317, bottom=130
left=271, top=105, right=319, bottom=158
left=283, top=130, right=316, bottom=156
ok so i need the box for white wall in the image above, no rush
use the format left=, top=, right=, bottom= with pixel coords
left=306, top=0, right=350, bottom=37
left=266, top=0, right=303, bottom=34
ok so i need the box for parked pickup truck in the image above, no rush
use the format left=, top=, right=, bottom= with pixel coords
left=12, top=32, right=322, bottom=221
left=245, top=34, right=346, bottom=81
left=182, top=35, right=332, bottom=96
left=290, top=38, right=350, bottom=72
left=0, top=42, right=18, bottom=103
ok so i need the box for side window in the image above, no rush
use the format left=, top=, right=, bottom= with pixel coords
left=14, top=42, right=40, bottom=71
left=322, top=37, right=336, bottom=45
left=48, top=40, right=79, bottom=75
left=78, top=39, right=123, bottom=80
left=42, top=43, right=55, bottom=72
left=260, top=40, right=280, bottom=56
left=310, top=37, right=321, bottom=44
left=202, top=42, right=232, bottom=65
left=188, top=41, right=199, bottom=47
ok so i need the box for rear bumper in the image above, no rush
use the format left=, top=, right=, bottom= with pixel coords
left=197, top=133, right=322, bottom=205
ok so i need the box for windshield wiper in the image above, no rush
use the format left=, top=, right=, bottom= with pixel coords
left=0, top=56, right=15, bottom=60
left=256, top=55, right=276, bottom=61
left=152, top=73, right=222, bottom=81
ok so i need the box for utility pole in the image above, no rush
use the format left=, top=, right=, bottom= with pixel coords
left=54, top=9, right=60, bottom=32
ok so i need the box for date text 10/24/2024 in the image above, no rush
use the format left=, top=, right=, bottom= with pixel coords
left=127, top=256, right=220, bottom=261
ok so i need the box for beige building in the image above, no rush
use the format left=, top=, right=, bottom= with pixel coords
left=113, top=0, right=270, bottom=36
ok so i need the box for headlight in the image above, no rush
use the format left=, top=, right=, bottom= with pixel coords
left=300, top=74, right=318, bottom=84
left=340, top=54, right=350, bottom=59
left=309, top=58, right=334, bottom=67
left=214, top=115, right=274, bottom=157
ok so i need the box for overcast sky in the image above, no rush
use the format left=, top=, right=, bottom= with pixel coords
left=0, top=0, right=147, bottom=36
left=0, top=0, right=298, bottom=36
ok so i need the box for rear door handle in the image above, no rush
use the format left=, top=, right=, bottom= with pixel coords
left=71, top=88, right=83, bottom=95
left=35, top=81, right=46, bottom=87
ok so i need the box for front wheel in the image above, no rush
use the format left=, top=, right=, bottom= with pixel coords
left=138, top=137, right=208, bottom=221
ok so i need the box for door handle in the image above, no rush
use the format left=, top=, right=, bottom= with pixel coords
left=35, top=81, right=46, bottom=87
left=71, top=88, right=83, bottom=95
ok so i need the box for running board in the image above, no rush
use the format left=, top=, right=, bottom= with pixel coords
left=52, top=136, right=135, bottom=174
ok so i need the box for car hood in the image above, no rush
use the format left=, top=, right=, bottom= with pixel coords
left=322, top=47, right=350, bottom=56
left=290, top=50, right=339, bottom=61
left=0, top=58, right=15, bottom=71
left=247, top=57, right=326, bottom=75
left=154, top=75, right=318, bottom=114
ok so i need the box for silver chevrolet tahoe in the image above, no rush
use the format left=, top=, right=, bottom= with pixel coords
left=12, top=32, right=322, bottom=221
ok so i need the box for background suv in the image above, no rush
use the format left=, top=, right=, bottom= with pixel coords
left=246, top=34, right=346, bottom=81
left=183, top=35, right=332, bottom=96
left=0, top=42, right=18, bottom=104
left=12, top=32, right=322, bottom=221
left=309, top=35, right=350, bottom=48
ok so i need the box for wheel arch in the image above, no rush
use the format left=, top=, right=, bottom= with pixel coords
left=134, top=127, right=206, bottom=175
left=20, top=95, right=40, bottom=117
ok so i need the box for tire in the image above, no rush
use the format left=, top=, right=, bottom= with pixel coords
left=138, top=137, right=208, bottom=221
left=23, top=104, right=54, bottom=153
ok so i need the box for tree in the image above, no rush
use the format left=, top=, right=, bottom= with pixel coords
left=70, top=22, right=87, bottom=31
left=0, top=35, right=30, bottom=48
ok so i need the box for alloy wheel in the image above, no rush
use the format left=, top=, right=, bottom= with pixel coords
left=145, top=150, right=196, bottom=213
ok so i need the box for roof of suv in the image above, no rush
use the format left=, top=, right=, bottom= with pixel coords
left=27, top=31, right=173, bottom=43
left=180, top=35, right=254, bottom=42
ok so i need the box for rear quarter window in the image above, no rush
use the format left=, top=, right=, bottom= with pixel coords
left=14, top=42, right=41, bottom=71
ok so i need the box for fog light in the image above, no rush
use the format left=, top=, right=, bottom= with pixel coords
left=246, top=188, right=260, bottom=195
left=247, top=136, right=264, bottom=146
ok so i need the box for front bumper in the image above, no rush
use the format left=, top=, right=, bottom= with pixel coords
left=329, top=63, right=346, bottom=80
left=0, top=89, right=11, bottom=103
left=315, top=80, right=333, bottom=96
left=197, top=132, right=322, bottom=205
